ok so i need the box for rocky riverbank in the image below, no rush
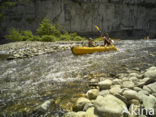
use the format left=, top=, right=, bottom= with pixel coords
left=65, top=66, right=156, bottom=117
left=0, top=41, right=82, bottom=60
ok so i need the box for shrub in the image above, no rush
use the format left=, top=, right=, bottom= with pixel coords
left=36, top=17, right=61, bottom=37
left=40, top=35, right=57, bottom=42
left=33, top=35, right=41, bottom=41
left=60, top=32, right=71, bottom=41
left=21, top=30, right=34, bottom=41
left=5, top=18, right=86, bottom=42
left=5, top=28, right=23, bottom=41
left=5, top=28, right=37, bottom=41
left=73, top=36, right=86, bottom=41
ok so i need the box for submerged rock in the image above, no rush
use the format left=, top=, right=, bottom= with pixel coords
left=34, top=99, right=54, bottom=114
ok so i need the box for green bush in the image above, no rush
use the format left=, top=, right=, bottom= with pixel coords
left=40, top=35, right=57, bottom=42
left=60, top=32, right=71, bottom=41
left=36, top=17, right=61, bottom=37
left=5, top=17, right=86, bottom=42
left=5, top=28, right=37, bottom=41
left=33, top=35, right=41, bottom=41
left=5, top=28, right=23, bottom=41
left=21, top=30, right=34, bottom=41
left=73, top=36, right=86, bottom=41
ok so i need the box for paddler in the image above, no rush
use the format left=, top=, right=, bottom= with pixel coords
left=103, top=33, right=114, bottom=46
left=88, top=38, right=96, bottom=47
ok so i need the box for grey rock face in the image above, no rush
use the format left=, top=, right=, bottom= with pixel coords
left=1, top=0, right=156, bottom=38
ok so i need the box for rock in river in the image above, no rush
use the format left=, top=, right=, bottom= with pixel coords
left=73, top=97, right=91, bottom=111
left=144, top=66, right=156, bottom=79
left=123, top=89, right=140, bottom=100
left=86, top=89, right=99, bottom=100
left=98, top=79, right=112, bottom=90
left=94, top=95, right=127, bottom=117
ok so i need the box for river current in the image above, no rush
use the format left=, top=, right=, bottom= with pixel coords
left=0, top=40, right=156, bottom=116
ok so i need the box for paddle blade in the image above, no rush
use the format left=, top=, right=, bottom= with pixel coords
left=95, top=25, right=101, bottom=33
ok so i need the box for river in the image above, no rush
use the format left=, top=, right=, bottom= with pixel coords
left=0, top=40, right=156, bottom=117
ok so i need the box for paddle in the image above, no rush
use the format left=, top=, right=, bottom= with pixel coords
left=95, top=25, right=104, bottom=41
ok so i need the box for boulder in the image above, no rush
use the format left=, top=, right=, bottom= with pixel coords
left=129, top=104, right=140, bottom=117
left=86, top=89, right=99, bottom=99
left=76, top=111, right=87, bottom=117
left=109, top=85, right=122, bottom=95
left=64, top=107, right=98, bottom=117
left=94, top=95, right=127, bottom=117
left=133, top=87, right=142, bottom=92
left=128, top=99, right=140, bottom=105
left=144, top=66, right=156, bottom=79
left=138, top=92, right=156, bottom=114
left=137, top=77, right=155, bottom=87
left=143, top=82, right=156, bottom=94
left=112, top=79, right=122, bottom=85
left=99, top=90, right=109, bottom=97
left=114, top=93, right=128, bottom=105
left=86, top=107, right=98, bottom=117
left=129, top=77, right=138, bottom=82
left=117, top=73, right=128, bottom=79
left=83, top=103, right=94, bottom=111
left=64, top=112, right=77, bottom=117
left=98, top=79, right=112, bottom=90
left=123, top=89, right=140, bottom=100
left=122, top=81, right=135, bottom=89
left=152, top=93, right=156, bottom=97
left=89, top=79, right=99, bottom=86
left=73, top=97, right=91, bottom=111
left=34, top=99, right=53, bottom=114
left=129, top=73, right=140, bottom=78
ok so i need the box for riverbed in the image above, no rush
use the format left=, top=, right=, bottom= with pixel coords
left=0, top=40, right=156, bottom=117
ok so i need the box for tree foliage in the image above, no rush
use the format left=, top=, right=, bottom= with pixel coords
left=5, top=17, right=86, bottom=42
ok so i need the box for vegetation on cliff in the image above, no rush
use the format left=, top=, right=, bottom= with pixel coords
left=5, top=18, right=86, bottom=42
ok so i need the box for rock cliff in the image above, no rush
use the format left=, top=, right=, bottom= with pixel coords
left=0, top=0, right=156, bottom=39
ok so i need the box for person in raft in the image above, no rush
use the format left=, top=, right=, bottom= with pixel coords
left=103, top=33, right=114, bottom=46
left=88, top=38, right=96, bottom=47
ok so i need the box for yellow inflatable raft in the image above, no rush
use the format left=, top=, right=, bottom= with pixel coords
left=71, top=45, right=117, bottom=55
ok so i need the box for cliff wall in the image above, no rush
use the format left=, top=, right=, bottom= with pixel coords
left=0, top=0, right=156, bottom=39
